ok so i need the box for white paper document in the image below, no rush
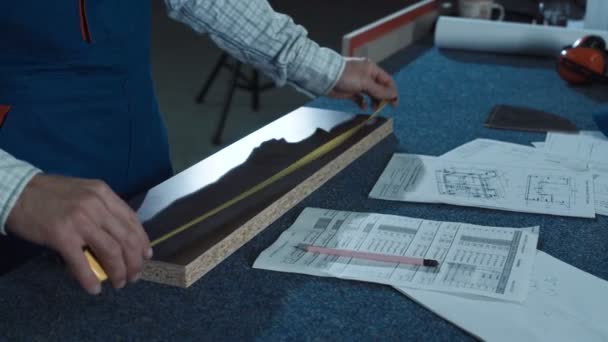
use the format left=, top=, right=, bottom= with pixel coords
left=544, top=132, right=608, bottom=166
left=441, top=139, right=583, bottom=170
left=531, top=142, right=545, bottom=149
left=253, top=207, right=539, bottom=302
left=442, top=139, right=607, bottom=217
left=580, top=130, right=608, bottom=140
left=395, top=251, right=608, bottom=342
left=369, top=154, right=595, bottom=218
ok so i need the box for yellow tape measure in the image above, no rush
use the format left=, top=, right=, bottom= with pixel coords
left=85, top=102, right=389, bottom=281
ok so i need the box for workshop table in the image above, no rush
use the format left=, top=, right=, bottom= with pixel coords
left=1, top=46, right=607, bottom=341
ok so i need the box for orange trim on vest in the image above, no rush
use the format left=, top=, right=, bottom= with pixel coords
left=0, top=105, right=11, bottom=127
left=79, top=0, right=92, bottom=43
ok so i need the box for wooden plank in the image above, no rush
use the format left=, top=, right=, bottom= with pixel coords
left=129, top=107, right=393, bottom=287
left=342, top=0, right=438, bottom=62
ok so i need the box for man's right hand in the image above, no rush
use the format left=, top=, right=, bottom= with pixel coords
left=6, top=174, right=152, bottom=295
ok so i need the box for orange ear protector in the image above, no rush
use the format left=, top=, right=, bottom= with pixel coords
left=558, top=35, right=608, bottom=85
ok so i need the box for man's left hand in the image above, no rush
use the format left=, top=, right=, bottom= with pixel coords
left=329, top=57, right=399, bottom=110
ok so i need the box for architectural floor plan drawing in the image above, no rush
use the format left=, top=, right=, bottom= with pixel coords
left=369, top=154, right=595, bottom=218
left=435, top=168, right=504, bottom=200
left=525, top=175, right=575, bottom=209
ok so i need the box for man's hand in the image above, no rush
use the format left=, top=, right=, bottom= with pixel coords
left=329, top=57, right=399, bottom=110
left=6, top=174, right=152, bottom=295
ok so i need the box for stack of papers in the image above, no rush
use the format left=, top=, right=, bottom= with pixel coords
left=254, top=207, right=608, bottom=341
left=369, top=135, right=606, bottom=218
left=254, top=132, right=608, bottom=341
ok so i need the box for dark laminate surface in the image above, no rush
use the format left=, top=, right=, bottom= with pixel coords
left=129, top=107, right=388, bottom=264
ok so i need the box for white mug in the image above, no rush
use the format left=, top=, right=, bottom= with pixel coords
left=458, top=0, right=505, bottom=21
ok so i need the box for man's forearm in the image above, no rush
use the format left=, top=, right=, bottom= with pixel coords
left=0, top=149, right=41, bottom=235
left=164, top=0, right=345, bottom=97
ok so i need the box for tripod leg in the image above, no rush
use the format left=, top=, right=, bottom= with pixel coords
left=252, top=70, right=260, bottom=111
left=196, top=53, right=229, bottom=103
left=212, top=61, right=242, bottom=145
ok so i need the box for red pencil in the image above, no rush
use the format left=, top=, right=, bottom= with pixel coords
left=297, top=244, right=439, bottom=267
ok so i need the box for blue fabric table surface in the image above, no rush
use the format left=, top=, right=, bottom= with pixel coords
left=1, top=47, right=607, bottom=341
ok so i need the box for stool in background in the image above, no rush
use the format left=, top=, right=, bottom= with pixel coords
left=196, top=52, right=274, bottom=145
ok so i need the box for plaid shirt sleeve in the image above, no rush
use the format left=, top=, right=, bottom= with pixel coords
left=164, top=0, right=346, bottom=97
left=0, top=150, right=41, bottom=235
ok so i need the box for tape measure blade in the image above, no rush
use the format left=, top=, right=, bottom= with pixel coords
left=150, top=102, right=388, bottom=248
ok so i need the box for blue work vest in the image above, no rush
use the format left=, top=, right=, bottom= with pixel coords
left=0, top=0, right=173, bottom=199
